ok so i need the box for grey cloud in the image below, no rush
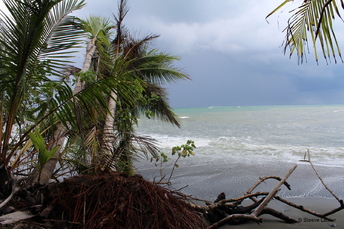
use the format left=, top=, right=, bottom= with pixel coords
left=73, top=0, right=344, bottom=107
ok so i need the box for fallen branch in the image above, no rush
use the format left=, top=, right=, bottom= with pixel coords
left=274, top=196, right=344, bottom=220
left=251, top=165, right=297, bottom=217
left=207, top=214, right=262, bottom=229
left=187, top=192, right=269, bottom=213
left=245, top=175, right=292, bottom=195
left=260, top=207, right=298, bottom=223
left=195, top=166, right=301, bottom=228
left=302, top=149, right=343, bottom=203
left=0, top=177, right=20, bottom=210
left=0, top=210, right=35, bottom=225
left=244, top=174, right=292, bottom=206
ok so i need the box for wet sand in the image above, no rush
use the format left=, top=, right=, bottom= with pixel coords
left=220, top=198, right=343, bottom=229
left=138, top=160, right=344, bottom=200
left=136, top=159, right=344, bottom=228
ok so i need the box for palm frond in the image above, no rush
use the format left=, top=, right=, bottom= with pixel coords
left=122, top=35, right=160, bottom=59
left=267, top=0, right=344, bottom=63
left=40, top=0, right=86, bottom=73
left=0, top=0, right=85, bottom=161
left=112, top=0, right=129, bottom=51
left=140, top=83, right=181, bottom=127
left=130, top=49, right=189, bottom=84
left=101, top=133, right=160, bottom=172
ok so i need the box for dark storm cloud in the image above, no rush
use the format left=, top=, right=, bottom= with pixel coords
left=24, top=0, right=344, bottom=107
left=166, top=51, right=302, bottom=107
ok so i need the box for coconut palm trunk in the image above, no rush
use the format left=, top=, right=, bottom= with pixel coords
left=99, top=0, right=127, bottom=157
left=74, top=36, right=98, bottom=94
left=35, top=34, right=102, bottom=184
left=0, top=0, right=85, bottom=185
left=102, top=91, right=118, bottom=154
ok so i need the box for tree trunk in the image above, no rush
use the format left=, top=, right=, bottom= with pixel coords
left=74, top=36, right=97, bottom=94
left=31, top=37, right=98, bottom=184
left=102, top=91, right=117, bottom=155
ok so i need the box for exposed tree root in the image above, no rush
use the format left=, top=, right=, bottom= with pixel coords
left=49, top=173, right=207, bottom=229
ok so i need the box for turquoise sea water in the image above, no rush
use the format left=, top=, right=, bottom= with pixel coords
left=135, top=105, right=344, bottom=199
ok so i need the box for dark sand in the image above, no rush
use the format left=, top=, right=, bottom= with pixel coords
left=138, top=160, right=344, bottom=200
left=220, top=198, right=343, bottom=228
left=136, top=160, right=344, bottom=228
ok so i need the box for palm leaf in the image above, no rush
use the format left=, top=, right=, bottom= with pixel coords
left=267, top=0, right=344, bottom=63
left=29, top=129, right=59, bottom=172
left=139, top=83, right=181, bottom=127
left=0, top=0, right=85, bottom=162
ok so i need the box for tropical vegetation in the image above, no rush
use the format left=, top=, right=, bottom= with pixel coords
left=1, top=0, right=343, bottom=188
left=1, top=0, right=344, bottom=227
left=0, top=0, right=188, bottom=189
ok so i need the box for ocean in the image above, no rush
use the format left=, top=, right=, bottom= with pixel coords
left=135, top=105, right=344, bottom=200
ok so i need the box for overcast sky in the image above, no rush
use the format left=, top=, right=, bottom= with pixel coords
left=3, top=0, right=344, bottom=108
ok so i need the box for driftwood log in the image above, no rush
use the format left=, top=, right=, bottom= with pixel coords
left=186, top=163, right=344, bottom=228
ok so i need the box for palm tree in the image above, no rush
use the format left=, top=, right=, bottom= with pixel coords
left=110, top=46, right=188, bottom=174
left=0, top=0, right=137, bottom=185
left=94, top=0, right=189, bottom=174
left=0, top=0, right=85, bottom=167
left=0, top=0, right=87, bottom=194
left=267, top=0, right=344, bottom=64
left=100, top=0, right=128, bottom=158
left=0, top=0, right=189, bottom=186
left=74, top=16, right=115, bottom=93
left=35, top=16, right=116, bottom=184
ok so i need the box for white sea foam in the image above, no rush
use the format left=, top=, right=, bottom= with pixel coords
left=142, top=133, right=212, bottom=149
left=135, top=105, right=344, bottom=199
left=137, top=105, right=344, bottom=167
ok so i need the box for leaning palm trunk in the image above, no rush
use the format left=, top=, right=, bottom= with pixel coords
left=74, top=36, right=98, bottom=94
left=102, top=91, right=118, bottom=156
left=33, top=38, right=98, bottom=184
left=99, top=0, right=127, bottom=171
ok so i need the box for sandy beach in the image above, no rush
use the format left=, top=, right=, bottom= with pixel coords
left=137, top=160, right=344, bottom=228
left=134, top=105, right=344, bottom=228
left=220, top=198, right=343, bottom=229
left=138, top=160, right=344, bottom=199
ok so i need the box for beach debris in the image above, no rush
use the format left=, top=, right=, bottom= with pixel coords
left=302, top=149, right=343, bottom=203
left=0, top=209, right=36, bottom=225
left=0, top=173, right=207, bottom=229
left=191, top=165, right=299, bottom=228
left=214, top=192, right=226, bottom=203
left=0, top=156, right=343, bottom=228
left=185, top=163, right=344, bottom=228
